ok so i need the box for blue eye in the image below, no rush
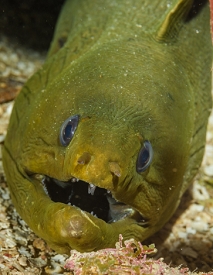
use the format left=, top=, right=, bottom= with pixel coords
left=59, top=115, right=79, bottom=146
left=136, top=141, right=153, bottom=173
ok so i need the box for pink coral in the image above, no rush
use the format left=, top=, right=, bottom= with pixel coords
left=64, top=235, right=191, bottom=275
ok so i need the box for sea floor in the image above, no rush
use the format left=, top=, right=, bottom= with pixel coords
left=0, top=35, right=213, bottom=274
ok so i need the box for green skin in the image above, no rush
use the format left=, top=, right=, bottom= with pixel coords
left=2, top=0, right=212, bottom=253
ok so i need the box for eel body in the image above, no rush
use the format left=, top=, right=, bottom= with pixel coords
left=2, top=0, right=212, bottom=253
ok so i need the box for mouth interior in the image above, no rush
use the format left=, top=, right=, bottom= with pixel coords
left=43, top=176, right=110, bottom=221
left=33, top=173, right=149, bottom=225
left=40, top=175, right=135, bottom=223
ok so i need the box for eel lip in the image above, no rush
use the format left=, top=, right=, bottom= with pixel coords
left=31, top=173, right=149, bottom=225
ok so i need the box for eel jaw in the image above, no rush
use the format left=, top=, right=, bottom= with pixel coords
left=34, top=174, right=148, bottom=224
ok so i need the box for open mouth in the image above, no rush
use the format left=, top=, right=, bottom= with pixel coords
left=30, top=172, right=149, bottom=225
left=36, top=175, right=139, bottom=223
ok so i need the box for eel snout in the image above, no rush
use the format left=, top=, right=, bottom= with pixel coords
left=77, top=151, right=122, bottom=177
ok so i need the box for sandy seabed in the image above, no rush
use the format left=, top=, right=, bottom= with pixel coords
left=0, top=35, right=213, bottom=274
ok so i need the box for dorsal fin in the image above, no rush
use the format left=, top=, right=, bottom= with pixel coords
left=47, top=0, right=75, bottom=58
left=156, top=0, right=194, bottom=42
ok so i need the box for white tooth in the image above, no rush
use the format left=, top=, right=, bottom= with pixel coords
left=90, top=211, right=97, bottom=217
left=88, top=183, right=96, bottom=195
left=71, top=178, right=79, bottom=182
left=41, top=179, right=49, bottom=196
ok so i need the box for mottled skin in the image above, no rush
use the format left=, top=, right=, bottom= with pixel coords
left=2, top=0, right=212, bottom=253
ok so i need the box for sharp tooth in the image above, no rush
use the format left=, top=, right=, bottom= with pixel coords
left=88, top=183, right=96, bottom=195
left=90, top=211, right=97, bottom=217
left=41, top=178, right=49, bottom=196
left=71, top=177, right=79, bottom=182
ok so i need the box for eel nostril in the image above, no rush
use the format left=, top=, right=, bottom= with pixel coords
left=109, top=162, right=121, bottom=177
left=77, top=152, right=91, bottom=165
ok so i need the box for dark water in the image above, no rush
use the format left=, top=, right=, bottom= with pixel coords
left=0, top=0, right=65, bottom=50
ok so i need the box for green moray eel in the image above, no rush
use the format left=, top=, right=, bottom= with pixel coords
left=2, top=0, right=212, bottom=253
